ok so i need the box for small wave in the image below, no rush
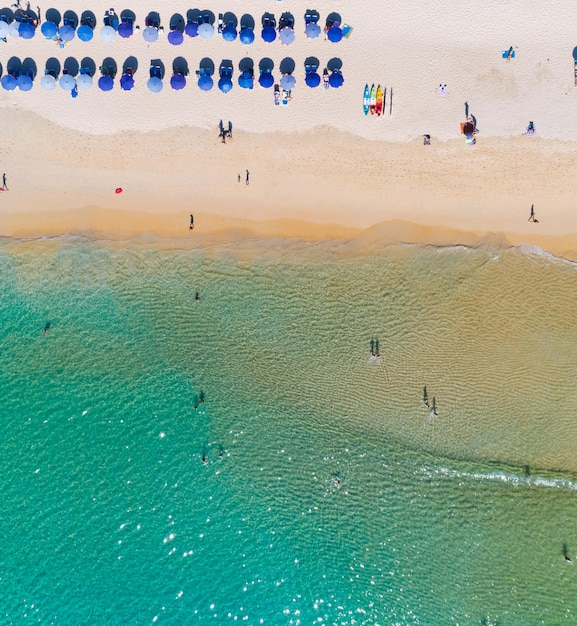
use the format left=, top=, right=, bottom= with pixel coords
left=419, top=465, right=577, bottom=490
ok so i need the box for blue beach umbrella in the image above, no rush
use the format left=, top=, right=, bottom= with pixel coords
left=185, top=22, right=198, bottom=37
left=1, top=74, right=17, bottom=90
left=329, top=71, right=344, bottom=88
left=18, top=22, right=35, bottom=39
left=279, top=27, right=295, bottom=45
left=120, top=73, right=134, bottom=90
left=98, top=74, right=114, bottom=91
left=77, top=24, right=94, bottom=41
left=327, top=26, right=343, bottom=43
left=305, top=23, right=321, bottom=39
left=218, top=76, right=232, bottom=93
left=168, top=29, right=183, bottom=45
left=142, top=26, right=158, bottom=42
left=222, top=23, right=236, bottom=42
left=40, top=74, right=56, bottom=90
left=238, top=71, right=253, bottom=89
left=147, top=76, right=163, bottom=93
left=41, top=20, right=58, bottom=38
left=198, top=74, right=213, bottom=91
left=261, top=26, right=276, bottom=42
left=280, top=73, right=296, bottom=90
left=118, top=21, right=133, bottom=38
left=305, top=71, right=320, bottom=88
left=17, top=74, right=33, bottom=91
left=59, top=73, right=76, bottom=90
left=197, top=22, right=213, bottom=39
left=170, top=73, right=186, bottom=90
left=239, top=27, right=254, bottom=45
left=258, top=72, right=274, bottom=88
left=59, top=24, right=75, bottom=41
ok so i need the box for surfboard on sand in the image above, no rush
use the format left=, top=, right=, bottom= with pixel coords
left=375, top=84, right=383, bottom=116
left=369, top=84, right=376, bottom=115
left=363, top=84, right=370, bottom=115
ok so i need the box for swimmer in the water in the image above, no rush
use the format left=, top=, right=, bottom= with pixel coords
left=370, top=338, right=375, bottom=356
left=202, top=450, right=207, bottom=464
left=218, top=445, right=224, bottom=459
left=199, top=390, right=205, bottom=404
left=432, top=396, right=438, bottom=416
left=195, top=292, right=200, bottom=302
left=423, top=386, right=429, bottom=408
left=375, top=338, right=380, bottom=357
left=43, top=321, right=50, bottom=334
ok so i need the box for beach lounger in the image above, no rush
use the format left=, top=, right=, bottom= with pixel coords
left=282, top=89, right=289, bottom=105
left=274, top=83, right=280, bottom=105
left=63, top=16, right=77, bottom=29
left=149, top=65, right=162, bottom=79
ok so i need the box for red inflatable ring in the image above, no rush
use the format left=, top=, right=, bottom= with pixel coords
left=115, top=187, right=123, bottom=194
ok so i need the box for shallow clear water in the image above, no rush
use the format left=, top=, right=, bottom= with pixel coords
left=2, top=238, right=577, bottom=625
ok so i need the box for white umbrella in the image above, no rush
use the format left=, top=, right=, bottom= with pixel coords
left=9, top=21, right=20, bottom=37
left=280, top=74, right=296, bottom=90
left=40, top=74, right=56, bottom=90
left=142, top=26, right=158, bottom=42
left=59, top=74, right=76, bottom=90
left=0, top=21, right=10, bottom=38
left=100, top=25, right=116, bottom=42
left=197, top=23, right=214, bottom=40
left=279, top=27, right=295, bottom=45
left=76, top=74, right=92, bottom=90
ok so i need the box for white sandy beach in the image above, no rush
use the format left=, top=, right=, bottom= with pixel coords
left=1, top=0, right=577, bottom=253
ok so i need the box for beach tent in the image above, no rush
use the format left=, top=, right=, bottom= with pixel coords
left=305, top=23, right=321, bottom=39
left=59, top=74, right=76, bottom=90
left=77, top=24, right=94, bottom=41
left=120, top=73, right=134, bottom=90
left=239, top=27, right=254, bottom=45
left=98, top=75, right=114, bottom=91
left=238, top=70, right=253, bottom=89
left=198, top=22, right=214, bottom=40
left=305, top=71, right=320, bottom=88
left=261, top=26, right=276, bottom=42
left=18, top=22, right=35, bottom=39
left=198, top=74, right=213, bottom=91
left=1, top=74, right=17, bottom=90
left=100, top=25, right=116, bottom=42
left=168, top=29, right=183, bottom=45
left=40, top=74, right=56, bottom=90
left=17, top=74, right=32, bottom=91
left=329, top=71, right=344, bottom=88
left=41, top=20, right=57, bottom=38
left=258, top=71, right=274, bottom=88
left=327, top=26, right=343, bottom=42
left=279, top=27, right=295, bottom=45
left=170, top=73, right=186, bottom=90
left=147, top=76, right=163, bottom=93
left=76, top=73, right=92, bottom=90
left=59, top=24, right=75, bottom=41
left=280, top=73, right=296, bottom=90
left=118, top=21, right=133, bottom=38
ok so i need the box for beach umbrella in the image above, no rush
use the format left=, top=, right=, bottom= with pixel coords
left=305, top=71, right=320, bottom=88
left=198, top=74, right=213, bottom=91
left=327, top=26, right=343, bottom=43
left=76, top=74, right=92, bottom=90
left=305, top=23, right=321, bottom=39
left=168, top=29, right=183, bottom=45
left=218, top=76, right=232, bottom=93
left=0, top=21, right=9, bottom=38
left=238, top=71, right=253, bottom=89
left=222, top=24, right=236, bottom=42
left=239, top=27, right=254, bottom=45
left=59, top=24, right=75, bottom=41
left=40, top=74, right=56, bottom=90
left=9, top=21, right=20, bottom=37
left=197, top=22, right=213, bottom=40
left=18, top=22, right=35, bottom=39
left=329, top=71, right=344, bottom=88
left=41, top=20, right=57, bottom=38
left=142, top=26, right=158, bottom=42
left=279, top=27, right=295, bottom=45
left=98, top=75, right=113, bottom=91
left=1, top=74, right=16, bottom=90
left=258, top=72, right=274, bottom=88
left=118, top=21, right=133, bottom=38
left=100, top=25, right=116, bottom=42
left=261, top=26, right=276, bottom=42
left=280, top=73, right=296, bottom=90
left=77, top=24, right=93, bottom=41
left=170, top=73, right=186, bottom=90
left=17, top=74, right=33, bottom=91
left=59, top=73, right=76, bottom=90
left=147, top=76, right=163, bottom=93
left=120, top=73, right=134, bottom=90
left=185, top=22, right=198, bottom=37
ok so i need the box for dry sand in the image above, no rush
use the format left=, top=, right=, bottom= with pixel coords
left=1, top=0, right=577, bottom=256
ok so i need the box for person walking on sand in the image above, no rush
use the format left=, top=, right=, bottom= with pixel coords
left=2, top=173, right=8, bottom=191
left=189, top=214, right=194, bottom=230
left=528, top=204, right=535, bottom=222
left=228, top=121, right=232, bottom=138
left=237, top=174, right=241, bottom=183
left=245, top=169, right=249, bottom=185
left=506, top=46, right=514, bottom=62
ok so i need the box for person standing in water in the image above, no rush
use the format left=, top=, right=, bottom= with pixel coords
left=423, top=386, right=429, bottom=408
left=375, top=338, right=380, bottom=357
left=370, top=338, right=375, bottom=356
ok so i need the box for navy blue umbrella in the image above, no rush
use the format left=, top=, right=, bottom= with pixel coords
left=258, top=71, right=274, bottom=88
left=238, top=71, right=253, bottom=89
left=1, top=75, right=17, bottom=90
left=218, top=77, right=232, bottom=93
left=239, top=27, right=254, bottom=45
left=120, top=73, right=134, bottom=90
left=98, top=75, right=114, bottom=91
left=261, top=26, right=276, bottom=42
left=198, top=74, right=213, bottom=91
left=118, top=21, right=133, bottom=38
left=305, top=71, right=320, bottom=88
left=170, top=73, right=186, bottom=90
left=18, top=22, right=35, bottom=39
left=41, top=20, right=57, bottom=38
left=222, top=23, right=236, bottom=41
left=329, top=71, right=344, bottom=88
left=327, top=26, right=343, bottom=43
left=77, top=24, right=94, bottom=41
left=185, top=21, right=198, bottom=37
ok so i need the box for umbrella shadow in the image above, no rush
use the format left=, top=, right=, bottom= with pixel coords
left=150, top=58, right=165, bottom=78
left=145, top=11, right=161, bottom=28
left=222, top=11, right=238, bottom=29
left=259, top=57, right=274, bottom=72
left=327, top=57, right=343, bottom=72
left=63, top=56, right=79, bottom=76
left=80, top=10, right=96, bottom=28
left=62, top=10, right=78, bottom=28
left=169, top=13, right=185, bottom=32
left=0, top=62, right=3, bottom=78
left=261, top=12, right=276, bottom=28
left=304, top=56, right=320, bottom=71
left=21, top=57, right=37, bottom=78
left=120, top=9, right=136, bottom=26
left=279, top=57, right=295, bottom=75
left=187, top=9, right=201, bottom=24
left=80, top=57, right=96, bottom=76
left=326, top=12, right=342, bottom=28
left=202, top=10, right=215, bottom=25
left=123, top=56, right=138, bottom=74
left=7, top=56, right=22, bottom=76
left=279, top=11, right=294, bottom=29
left=239, top=57, right=254, bottom=74
left=199, top=57, right=214, bottom=75
left=0, top=7, right=14, bottom=22
left=101, top=56, right=117, bottom=78
left=45, top=57, right=60, bottom=77
left=173, top=56, right=189, bottom=76
left=573, top=47, right=577, bottom=61
left=240, top=14, right=254, bottom=30
left=45, top=8, right=60, bottom=25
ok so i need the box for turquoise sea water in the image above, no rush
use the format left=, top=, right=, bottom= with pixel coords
left=2, top=237, right=577, bottom=625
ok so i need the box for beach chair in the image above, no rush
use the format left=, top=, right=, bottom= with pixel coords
left=202, top=12, right=211, bottom=24
left=149, top=64, right=162, bottom=79
left=274, top=83, right=280, bottom=105
left=103, top=14, right=118, bottom=29
left=45, top=68, right=57, bottom=78
left=282, top=89, right=289, bottom=106
left=79, top=66, right=93, bottom=77
left=63, top=16, right=77, bottom=29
